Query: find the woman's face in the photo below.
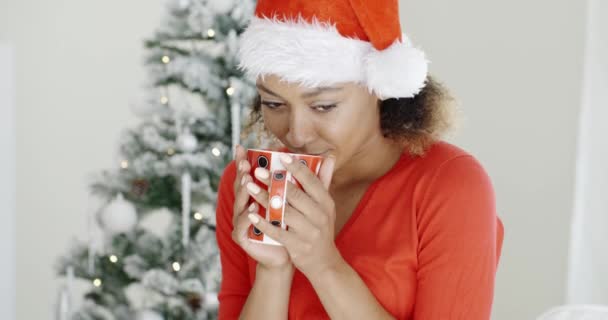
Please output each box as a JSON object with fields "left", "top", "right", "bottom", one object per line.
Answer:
{"left": 256, "top": 74, "right": 382, "bottom": 170}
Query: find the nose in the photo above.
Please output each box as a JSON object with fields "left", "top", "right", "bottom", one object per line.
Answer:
{"left": 284, "top": 107, "right": 316, "bottom": 148}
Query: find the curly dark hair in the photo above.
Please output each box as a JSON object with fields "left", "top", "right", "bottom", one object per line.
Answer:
{"left": 241, "top": 75, "right": 457, "bottom": 156}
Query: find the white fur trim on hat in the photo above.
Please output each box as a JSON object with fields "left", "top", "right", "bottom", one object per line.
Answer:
{"left": 238, "top": 16, "right": 429, "bottom": 99}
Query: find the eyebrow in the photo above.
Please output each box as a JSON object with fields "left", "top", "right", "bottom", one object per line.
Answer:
{"left": 256, "top": 84, "right": 343, "bottom": 100}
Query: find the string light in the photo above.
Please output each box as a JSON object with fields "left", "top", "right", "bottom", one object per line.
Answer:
{"left": 172, "top": 262, "right": 181, "bottom": 272}
{"left": 226, "top": 87, "right": 235, "bottom": 96}
{"left": 211, "top": 147, "right": 221, "bottom": 157}
{"left": 207, "top": 29, "right": 215, "bottom": 38}
{"left": 109, "top": 255, "right": 118, "bottom": 263}
{"left": 167, "top": 148, "right": 175, "bottom": 156}
{"left": 93, "top": 278, "right": 102, "bottom": 287}
{"left": 120, "top": 160, "right": 129, "bottom": 169}
{"left": 193, "top": 212, "right": 203, "bottom": 220}
{"left": 161, "top": 55, "right": 171, "bottom": 64}
{"left": 160, "top": 96, "right": 169, "bottom": 105}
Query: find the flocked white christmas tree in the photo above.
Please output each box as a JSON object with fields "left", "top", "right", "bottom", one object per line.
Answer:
{"left": 56, "top": 0, "right": 258, "bottom": 319}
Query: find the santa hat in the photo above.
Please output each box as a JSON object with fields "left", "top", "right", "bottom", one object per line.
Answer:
{"left": 237, "top": 0, "right": 429, "bottom": 100}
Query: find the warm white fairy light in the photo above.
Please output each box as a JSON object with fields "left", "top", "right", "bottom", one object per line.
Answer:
{"left": 120, "top": 160, "right": 129, "bottom": 169}
{"left": 161, "top": 55, "right": 171, "bottom": 64}
{"left": 211, "top": 147, "right": 221, "bottom": 157}
{"left": 109, "top": 255, "right": 118, "bottom": 263}
{"left": 160, "top": 96, "right": 169, "bottom": 105}
{"left": 193, "top": 212, "right": 203, "bottom": 220}
{"left": 226, "top": 87, "right": 235, "bottom": 96}
{"left": 172, "top": 262, "right": 181, "bottom": 272}
{"left": 93, "top": 278, "right": 102, "bottom": 287}
{"left": 207, "top": 29, "right": 215, "bottom": 38}
{"left": 167, "top": 148, "right": 175, "bottom": 156}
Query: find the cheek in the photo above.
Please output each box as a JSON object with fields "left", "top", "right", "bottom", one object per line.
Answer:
{"left": 261, "top": 109, "right": 289, "bottom": 135}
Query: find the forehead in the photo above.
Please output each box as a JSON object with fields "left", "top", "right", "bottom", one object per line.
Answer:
{"left": 256, "top": 74, "right": 355, "bottom": 98}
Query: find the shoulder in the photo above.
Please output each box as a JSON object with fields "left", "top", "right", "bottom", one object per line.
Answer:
{"left": 405, "top": 141, "right": 494, "bottom": 210}
{"left": 414, "top": 141, "right": 496, "bottom": 222}
{"left": 409, "top": 141, "right": 490, "bottom": 181}
{"left": 416, "top": 141, "right": 477, "bottom": 167}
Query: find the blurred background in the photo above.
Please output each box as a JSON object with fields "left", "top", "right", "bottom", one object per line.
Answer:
{"left": 1, "top": 0, "right": 606, "bottom": 319}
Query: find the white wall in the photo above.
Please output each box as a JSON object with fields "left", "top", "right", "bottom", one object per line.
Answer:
{"left": 567, "top": 0, "right": 608, "bottom": 304}
{"left": 0, "top": 0, "right": 588, "bottom": 319}
{"left": 0, "top": 1, "right": 161, "bottom": 319}
{"left": 0, "top": 44, "right": 17, "bottom": 320}
{"left": 399, "top": 0, "right": 586, "bottom": 319}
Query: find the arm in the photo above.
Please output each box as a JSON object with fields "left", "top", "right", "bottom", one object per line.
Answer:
{"left": 239, "top": 264, "right": 295, "bottom": 320}
{"left": 307, "top": 258, "right": 396, "bottom": 320}
{"left": 413, "top": 155, "right": 503, "bottom": 319}
{"left": 216, "top": 162, "right": 296, "bottom": 319}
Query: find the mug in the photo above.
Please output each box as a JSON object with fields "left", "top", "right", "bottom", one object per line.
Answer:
{"left": 245, "top": 149, "right": 324, "bottom": 246}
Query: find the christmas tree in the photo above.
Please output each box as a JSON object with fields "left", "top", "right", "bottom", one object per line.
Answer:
{"left": 56, "top": 0, "right": 258, "bottom": 319}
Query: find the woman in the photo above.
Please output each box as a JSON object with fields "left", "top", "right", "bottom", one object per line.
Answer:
{"left": 215, "top": 0, "right": 504, "bottom": 319}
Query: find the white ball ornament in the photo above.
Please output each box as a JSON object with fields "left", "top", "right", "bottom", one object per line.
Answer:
{"left": 177, "top": 131, "right": 198, "bottom": 152}
{"left": 100, "top": 194, "right": 137, "bottom": 234}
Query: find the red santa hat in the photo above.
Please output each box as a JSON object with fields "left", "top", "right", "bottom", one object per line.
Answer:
{"left": 237, "top": 0, "right": 429, "bottom": 100}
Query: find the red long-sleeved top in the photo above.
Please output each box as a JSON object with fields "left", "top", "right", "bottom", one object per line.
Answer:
{"left": 215, "top": 141, "right": 504, "bottom": 319}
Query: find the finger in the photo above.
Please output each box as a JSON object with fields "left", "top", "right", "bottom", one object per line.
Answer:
{"left": 247, "top": 212, "right": 295, "bottom": 248}
{"left": 237, "top": 208, "right": 291, "bottom": 263}
{"left": 232, "top": 145, "right": 249, "bottom": 192}
{"left": 245, "top": 181, "right": 269, "bottom": 210}
{"left": 319, "top": 155, "right": 336, "bottom": 191}
{"left": 279, "top": 153, "right": 329, "bottom": 204}
{"left": 283, "top": 205, "right": 322, "bottom": 241}
{"left": 253, "top": 167, "right": 270, "bottom": 188}
{"left": 232, "top": 202, "right": 258, "bottom": 244}
{"left": 233, "top": 160, "right": 253, "bottom": 214}
{"left": 232, "top": 174, "right": 254, "bottom": 224}
{"left": 284, "top": 184, "right": 326, "bottom": 228}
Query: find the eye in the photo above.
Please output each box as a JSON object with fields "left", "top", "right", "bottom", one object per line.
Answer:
{"left": 312, "top": 104, "right": 337, "bottom": 112}
{"left": 261, "top": 101, "right": 284, "bottom": 109}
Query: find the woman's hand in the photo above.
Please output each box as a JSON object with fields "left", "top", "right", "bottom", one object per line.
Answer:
{"left": 231, "top": 145, "right": 292, "bottom": 270}
{"left": 245, "top": 152, "right": 344, "bottom": 280}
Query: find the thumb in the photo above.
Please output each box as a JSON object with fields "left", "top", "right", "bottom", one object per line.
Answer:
{"left": 319, "top": 155, "right": 336, "bottom": 190}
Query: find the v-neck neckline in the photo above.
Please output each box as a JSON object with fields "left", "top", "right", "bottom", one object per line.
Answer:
{"left": 334, "top": 150, "right": 409, "bottom": 245}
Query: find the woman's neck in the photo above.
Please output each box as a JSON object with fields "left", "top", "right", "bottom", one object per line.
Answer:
{"left": 330, "top": 136, "right": 404, "bottom": 193}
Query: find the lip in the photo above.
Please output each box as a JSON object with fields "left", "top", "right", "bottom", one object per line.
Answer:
{"left": 290, "top": 149, "right": 327, "bottom": 156}
{"left": 309, "top": 151, "right": 328, "bottom": 156}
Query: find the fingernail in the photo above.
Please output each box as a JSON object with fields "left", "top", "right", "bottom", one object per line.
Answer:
{"left": 248, "top": 202, "right": 257, "bottom": 212}
{"left": 241, "top": 175, "right": 248, "bottom": 186}
{"left": 238, "top": 161, "right": 243, "bottom": 171}
{"left": 254, "top": 167, "right": 269, "bottom": 179}
{"left": 246, "top": 182, "right": 260, "bottom": 194}
{"left": 280, "top": 153, "right": 292, "bottom": 164}
{"left": 248, "top": 213, "right": 259, "bottom": 224}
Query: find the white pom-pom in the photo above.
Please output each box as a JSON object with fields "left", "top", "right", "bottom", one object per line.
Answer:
{"left": 365, "top": 36, "right": 429, "bottom": 100}
{"left": 136, "top": 309, "right": 164, "bottom": 320}
{"left": 100, "top": 194, "right": 137, "bottom": 234}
